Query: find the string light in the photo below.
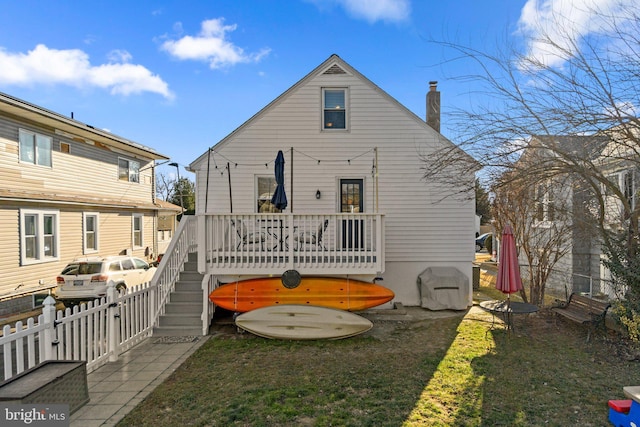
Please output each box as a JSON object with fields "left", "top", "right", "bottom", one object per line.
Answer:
{"left": 205, "top": 147, "right": 375, "bottom": 176}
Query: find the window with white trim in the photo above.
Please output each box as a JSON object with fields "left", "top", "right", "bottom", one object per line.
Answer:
{"left": 256, "top": 176, "right": 281, "bottom": 213}
{"left": 83, "top": 212, "right": 99, "bottom": 253}
{"left": 132, "top": 214, "right": 143, "bottom": 248}
{"left": 20, "top": 209, "right": 59, "bottom": 264}
{"left": 118, "top": 158, "right": 140, "bottom": 183}
{"left": 535, "top": 182, "right": 555, "bottom": 223}
{"left": 608, "top": 170, "right": 637, "bottom": 209}
{"left": 323, "top": 88, "right": 347, "bottom": 130}
{"left": 19, "top": 129, "right": 52, "bottom": 167}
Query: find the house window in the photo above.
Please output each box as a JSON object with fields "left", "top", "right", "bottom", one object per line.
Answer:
{"left": 20, "top": 209, "right": 59, "bottom": 265}
{"left": 119, "top": 158, "right": 140, "bottom": 183}
{"left": 323, "top": 88, "right": 347, "bottom": 130}
{"left": 83, "top": 213, "right": 99, "bottom": 253}
{"left": 256, "top": 176, "right": 281, "bottom": 213}
{"left": 607, "top": 170, "right": 637, "bottom": 214}
{"left": 19, "top": 129, "right": 52, "bottom": 167}
{"left": 535, "top": 182, "right": 554, "bottom": 222}
{"left": 340, "top": 179, "right": 363, "bottom": 213}
{"left": 132, "top": 214, "right": 143, "bottom": 248}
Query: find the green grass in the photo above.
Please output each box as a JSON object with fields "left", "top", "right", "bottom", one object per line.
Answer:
{"left": 118, "top": 303, "right": 639, "bottom": 427}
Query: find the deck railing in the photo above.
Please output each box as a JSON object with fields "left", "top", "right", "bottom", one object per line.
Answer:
{"left": 197, "top": 213, "right": 385, "bottom": 275}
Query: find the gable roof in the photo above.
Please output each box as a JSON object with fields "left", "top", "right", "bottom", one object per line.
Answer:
{"left": 531, "top": 134, "right": 609, "bottom": 161}
{"left": 0, "top": 91, "right": 169, "bottom": 160}
{"left": 189, "top": 54, "right": 476, "bottom": 169}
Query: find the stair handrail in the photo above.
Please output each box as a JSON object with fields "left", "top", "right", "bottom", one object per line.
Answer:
{"left": 150, "top": 215, "right": 198, "bottom": 328}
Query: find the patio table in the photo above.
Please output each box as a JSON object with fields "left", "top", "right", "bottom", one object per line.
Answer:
{"left": 479, "top": 300, "right": 538, "bottom": 333}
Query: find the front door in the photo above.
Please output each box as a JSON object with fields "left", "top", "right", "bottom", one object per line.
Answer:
{"left": 340, "top": 179, "right": 364, "bottom": 250}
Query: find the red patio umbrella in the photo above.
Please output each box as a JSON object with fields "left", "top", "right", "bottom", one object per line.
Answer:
{"left": 496, "top": 224, "right": 523, "bottom": 298}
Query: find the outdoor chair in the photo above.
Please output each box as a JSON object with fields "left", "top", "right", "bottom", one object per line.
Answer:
{"left": 231, "top": 219, "right": 266, "bottom": 250}
{"left": 293, "top": 219, "right": 329, "bottom": 251}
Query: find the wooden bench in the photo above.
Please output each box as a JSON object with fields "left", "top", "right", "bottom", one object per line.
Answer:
{"left": 551, "top": 293, "right": 611, "bottom": 342}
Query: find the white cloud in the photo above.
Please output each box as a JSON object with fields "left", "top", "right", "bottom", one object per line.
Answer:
{"left": 160, "top": 18, "right": 271, "bottom": 69}
{"left": 309, "top": 0, "right": 410, "bottom": 23}
{"left": 0, "top": 44, "right": 173, "bottom": 99}
{"left": 517, "top": 0, "right": 634, "bottom": 67}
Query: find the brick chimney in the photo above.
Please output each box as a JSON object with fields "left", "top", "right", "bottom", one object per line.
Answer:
{"left": 426, "top": 81, "right": 440, "bottom": 133}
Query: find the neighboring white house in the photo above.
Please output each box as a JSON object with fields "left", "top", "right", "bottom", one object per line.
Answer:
{"left": 188, "top": 54, "right": 478, "bottom": 307}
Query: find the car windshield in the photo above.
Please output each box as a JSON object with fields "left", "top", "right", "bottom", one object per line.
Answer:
{"left": 62, "top": 262, "right": 102, "bottom": 275}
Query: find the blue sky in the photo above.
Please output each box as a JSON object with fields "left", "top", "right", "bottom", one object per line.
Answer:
{"left": 0, "top": 0, "right": 629, "bottom": 178}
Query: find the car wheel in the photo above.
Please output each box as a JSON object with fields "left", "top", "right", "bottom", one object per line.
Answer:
{"left": 116, "top": 283, "right": 127, "bottom": 294}
{"left": 475, "top": 244, "right": 482, "bottom": 252}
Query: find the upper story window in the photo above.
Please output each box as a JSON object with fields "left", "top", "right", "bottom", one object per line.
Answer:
{"left": 323, "top": 88, "right": 347, "bottom": 130}
{"left": 256, "top": 176, "right": 282, "bottom": 213}
{"left": 119, "top": 158, "right": 140, "bottom": 183}
{"left": 535, "top": 182, "right": 555, "bottom": 223}
{"left": 19, "top": 129, "right": 52, "bottom": 167}
{"left": 607, "top": 169, "right": 637, "bottom": 214}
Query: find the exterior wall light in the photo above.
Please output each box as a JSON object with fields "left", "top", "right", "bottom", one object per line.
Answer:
{"left": 316, "top": 190, "right": 321, "bottom": 199}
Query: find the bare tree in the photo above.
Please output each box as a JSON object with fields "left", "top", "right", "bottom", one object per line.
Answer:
{"left": 156, "top": 172, "right": 174, "bottom": 202}
{"left": 422, "top": 2, "right": 640, "bottom": 310}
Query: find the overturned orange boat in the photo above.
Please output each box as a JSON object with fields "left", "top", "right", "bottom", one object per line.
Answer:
{"left": 208, "top": 276, "right": 394, "bottom": 312}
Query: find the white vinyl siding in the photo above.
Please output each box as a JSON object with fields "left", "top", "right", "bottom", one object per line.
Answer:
{"left": 83, "top": 212, "right": 99, "bottom": 253}
{"left": 193, "top": 62, "right": 475, "bottom": 263}
{"left": 20, "top": 208, "right": 59, "bottom": 265}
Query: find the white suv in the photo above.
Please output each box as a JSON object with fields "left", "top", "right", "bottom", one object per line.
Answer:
{"left": 56, "top": 256, "right": 156, "bottom": 306}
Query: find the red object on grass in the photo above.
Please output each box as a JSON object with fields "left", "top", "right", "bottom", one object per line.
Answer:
{"left": 608, "top": 399, "right": 632, "bottom": 413}
{"left": 495, "top": 224, "right": 523, "bottom": 295}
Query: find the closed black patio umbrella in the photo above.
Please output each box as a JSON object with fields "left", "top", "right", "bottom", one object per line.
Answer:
{"left": 271, "top": 150, "right": 287, "bottom": 211}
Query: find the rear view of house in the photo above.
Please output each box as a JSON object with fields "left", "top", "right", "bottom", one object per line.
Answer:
{"left": 188, "top": 55, "right": 477, "bottom": 308}
{"left": 0, "top": 92, "right": 174, "bottom": 315}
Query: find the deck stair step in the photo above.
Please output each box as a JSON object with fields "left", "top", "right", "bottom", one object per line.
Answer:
{"left": 153, "top": 256, "right": 205, "bottom": 336}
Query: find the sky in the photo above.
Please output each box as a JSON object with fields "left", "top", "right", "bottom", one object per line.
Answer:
{"left": 0, "top": 0, "right": 632, "bottom": 179}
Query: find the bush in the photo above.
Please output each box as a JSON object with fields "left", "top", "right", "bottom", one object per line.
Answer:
{"left": 602, "top": 233, "right": 640, "bottom": 343}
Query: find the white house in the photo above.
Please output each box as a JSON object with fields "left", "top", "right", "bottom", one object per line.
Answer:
{"left": 187, "top": 54, "right": 477, "bottom": 308}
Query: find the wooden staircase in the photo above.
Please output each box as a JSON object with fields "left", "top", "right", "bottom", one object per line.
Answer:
{"left": 153, "top": 253, "right": 204, "bottom": 336}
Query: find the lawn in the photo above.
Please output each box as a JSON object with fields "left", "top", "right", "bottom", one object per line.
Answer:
{"left": 118, "top": 292, "right": 639, "bottom": 426}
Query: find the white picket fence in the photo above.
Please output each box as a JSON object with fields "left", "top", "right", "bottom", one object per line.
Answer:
{"left": 0, "top": 215, "right": 200, "bottom": 382}
{"left": 0, "top": 281, "right": 158, "bottom": 381}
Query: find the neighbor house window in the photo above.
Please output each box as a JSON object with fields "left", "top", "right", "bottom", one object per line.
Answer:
{"left": 323, "top": 88, "right": 347, "bottom": 130}
{"left": 20, "top": 209, "right": 59, "bottom": 265}
{"left": 19, "top": 129, "right": 52, "bottom": 167}
{"left": 119, "top": 158, "right": 140, "bottom": 183}
{"left": 83, "top": 212, "right": 99, "bottom": 253}
{"left": 132, "top": 214, "right": 143, "bottom": 248}
{"left": 616, "top": 170, "right": 637, "bottom": 210}
{"left": 256, "top": 176, "right": 281, "bottom": 213}
{"left": 607, "top": 170, "right": 637, "bottom": 215}
{"left": 535, "top": 182, "right": 555, "bottom": 223}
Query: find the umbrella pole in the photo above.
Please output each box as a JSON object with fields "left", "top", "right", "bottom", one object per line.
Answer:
{"left": 507, "top": 294, "right": 512, "bottom": 334}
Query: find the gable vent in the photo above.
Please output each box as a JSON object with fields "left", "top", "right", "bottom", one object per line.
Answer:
{"left": 323, "top": 64, "right": 347, "bottom": 75}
